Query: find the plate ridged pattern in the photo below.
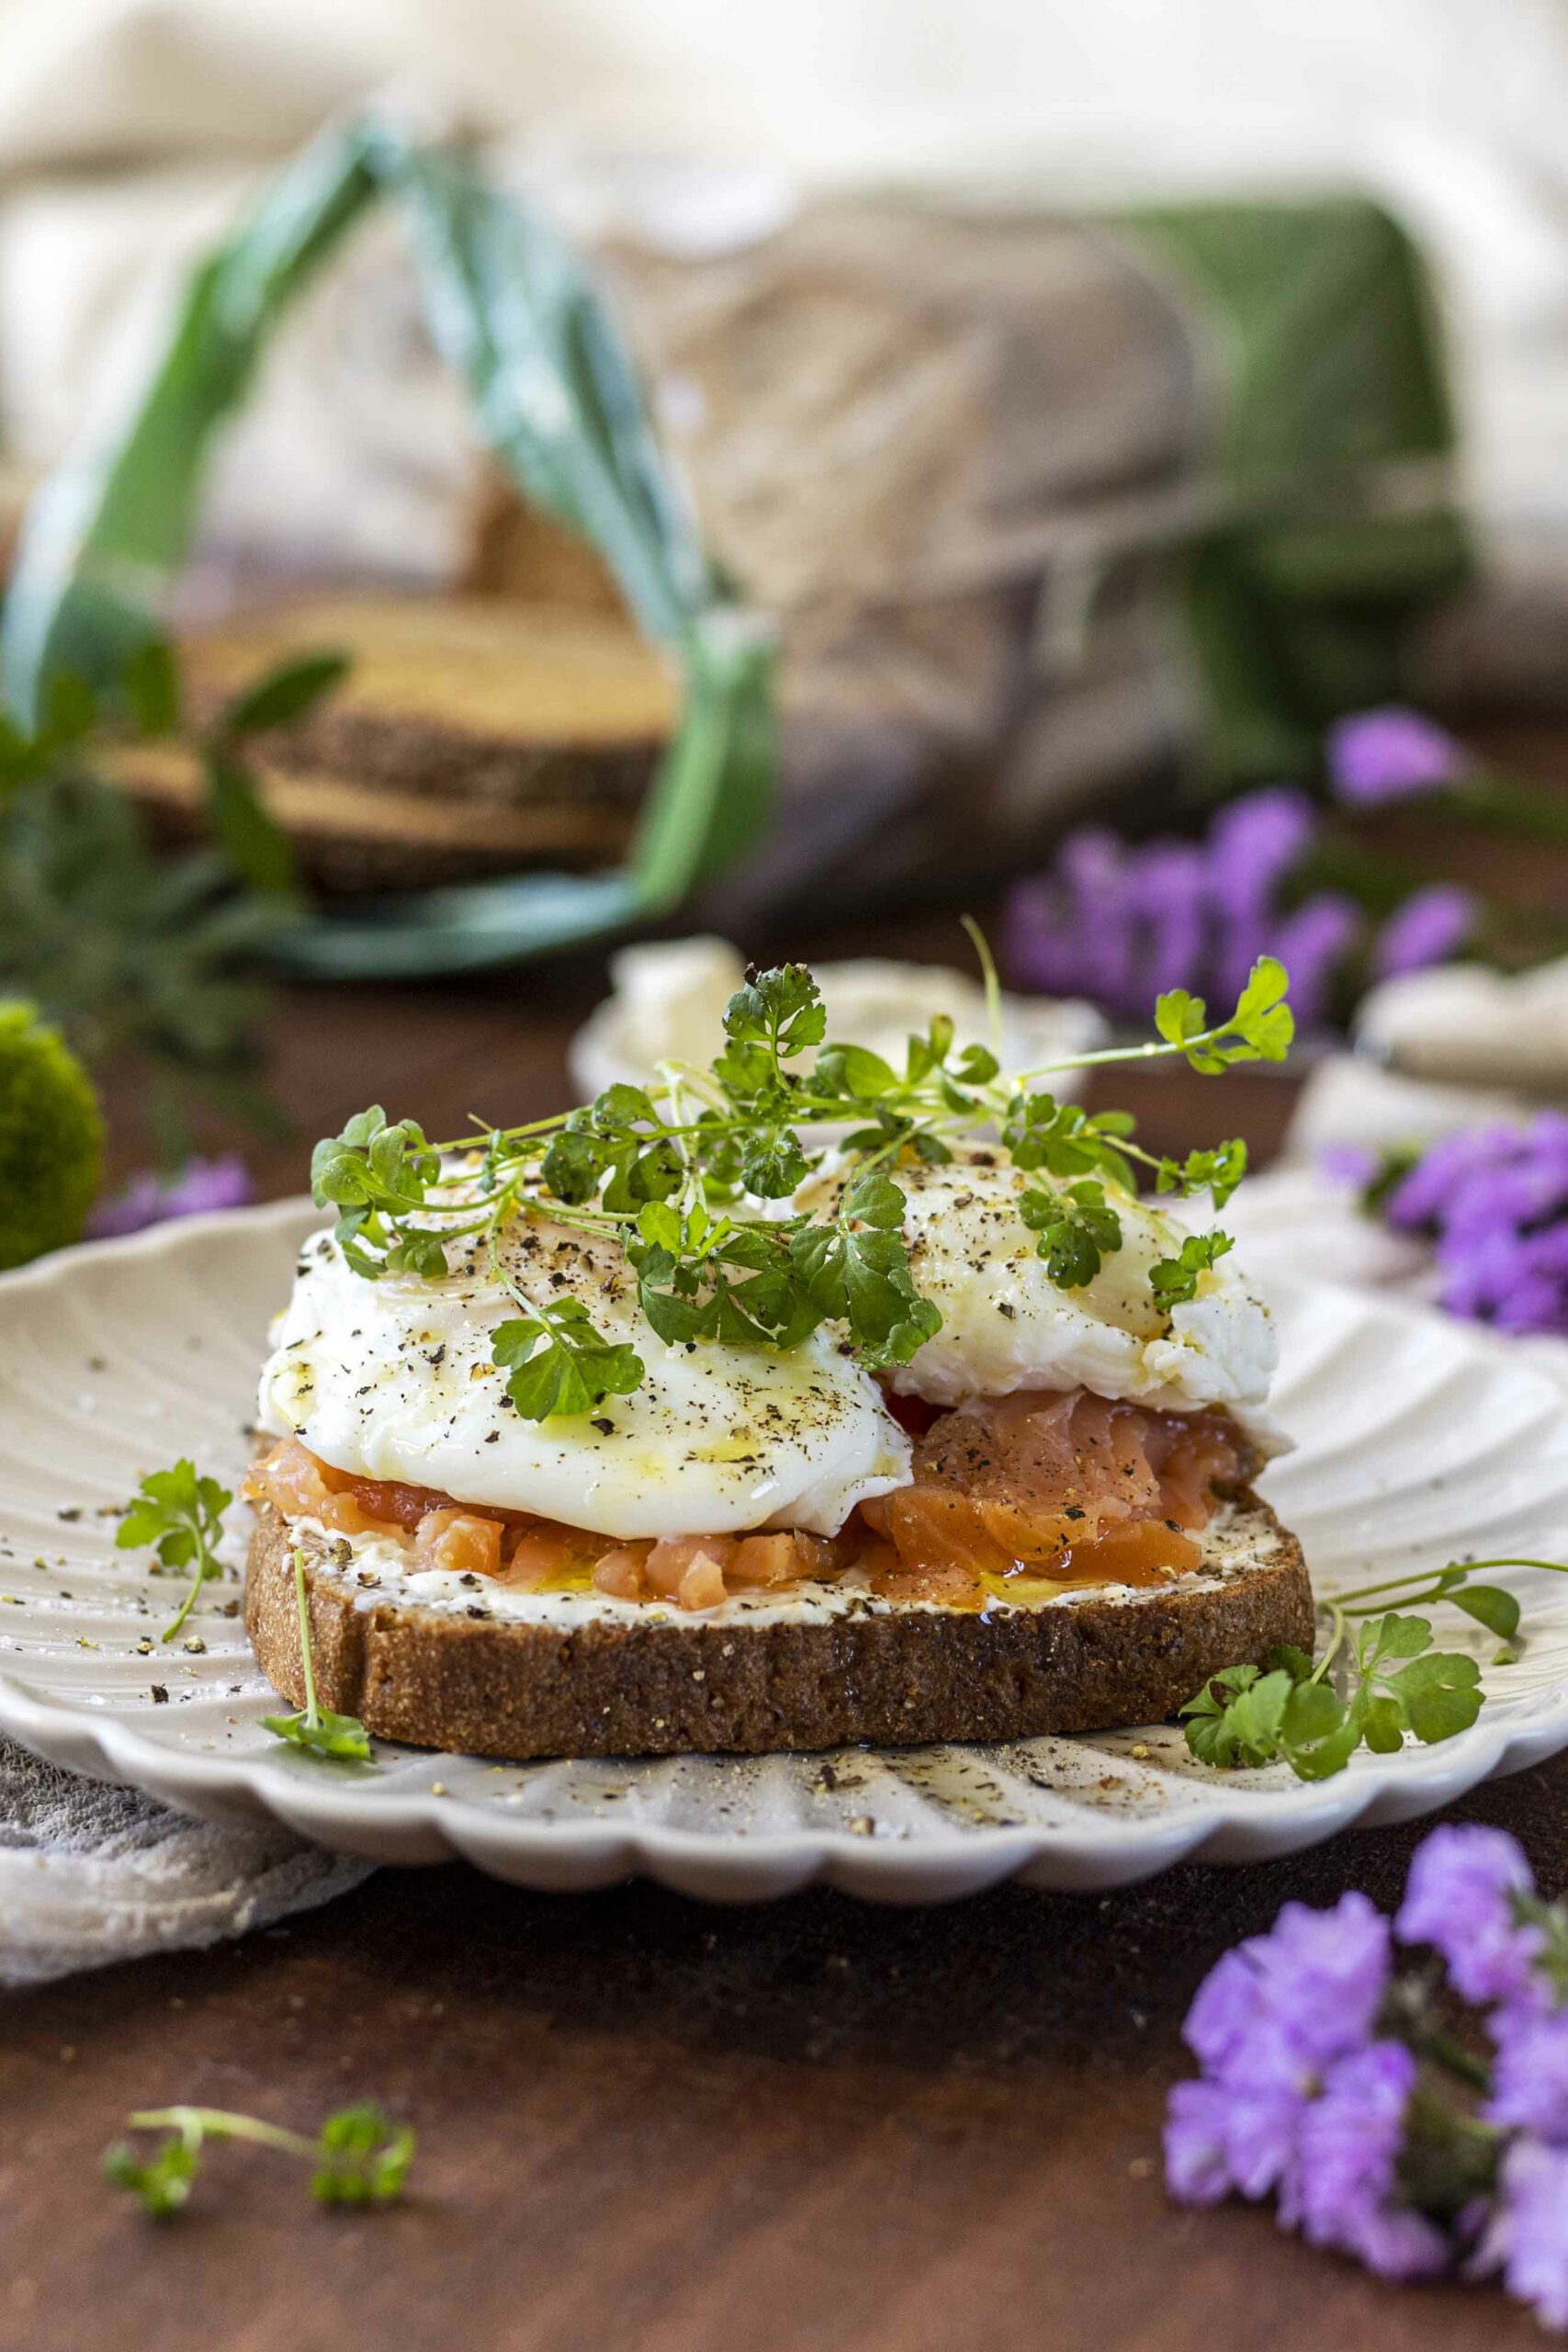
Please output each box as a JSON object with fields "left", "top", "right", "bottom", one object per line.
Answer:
{"left": 2, "top": 1200, "right": 1566, "bottom": 1901}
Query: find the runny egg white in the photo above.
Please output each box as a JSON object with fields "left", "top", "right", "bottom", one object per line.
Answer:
{"left": 258, "top": 1145, "right": 1282, "bottom": 1543}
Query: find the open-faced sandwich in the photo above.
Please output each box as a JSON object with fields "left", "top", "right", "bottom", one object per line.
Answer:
{"left": 244, "top": 956, "right": 1310, "bottom": 1758}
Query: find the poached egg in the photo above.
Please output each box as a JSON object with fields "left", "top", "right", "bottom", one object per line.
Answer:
{"left": 795, "top": 1143, "right": 1281, "bottom": 1436}
{"left": 258, "top": 1214, "right": 910, "bottom": 1540}
{"left": 259, "top": 1146, "right": 1281, "bottom": 1541}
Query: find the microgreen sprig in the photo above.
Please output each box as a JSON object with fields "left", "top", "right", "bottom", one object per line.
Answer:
{"left": 105, "top": 2102, "right": 413, "bottom": 2217}
{"left": 116, "top": 1461, "right": 233, "bottom": 1644}
{"left": 308, "top": 951, "right": 1294, "bottom": 1421}
{"left": 1150, "top": 1229, "right": 1236, "bottom": 1308}
{"left": 262, "top": 1546, "right": 372, "bottom": 1761}
{"left": 1181, "top": 1555, "right": 1568, "bottom": 1781}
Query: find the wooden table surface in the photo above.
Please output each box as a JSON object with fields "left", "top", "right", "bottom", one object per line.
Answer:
{"left": 7, "top": 930, "right": 1565, "bottom": 2352}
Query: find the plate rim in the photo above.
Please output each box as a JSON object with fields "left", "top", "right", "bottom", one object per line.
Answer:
{"left": 2, "top": 1198, "right": 1565, "bottom": 1901}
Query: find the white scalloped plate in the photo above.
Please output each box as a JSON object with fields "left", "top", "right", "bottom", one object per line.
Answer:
{"left": 3, "top": 1199, "right": 1568, "bottom": 1903}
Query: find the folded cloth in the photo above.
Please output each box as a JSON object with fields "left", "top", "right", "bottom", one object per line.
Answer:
{"left": 0, "top": 1734, "right": 369, "bottom": 1988}
{"left": 1283, "top": 1052, "right": 1533, "bottom": 1165}
{"left": 1356, "top": 957, "right": 1568, "bottom": 1096}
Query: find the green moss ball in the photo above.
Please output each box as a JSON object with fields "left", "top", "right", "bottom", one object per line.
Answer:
{"left": 0, "top": 1002, "right": 104, "bottom": 1269}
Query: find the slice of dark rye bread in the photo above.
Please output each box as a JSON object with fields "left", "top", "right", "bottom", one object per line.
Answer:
{"left": 244, "top": 1494, "right": 1312, "bottom": 1761}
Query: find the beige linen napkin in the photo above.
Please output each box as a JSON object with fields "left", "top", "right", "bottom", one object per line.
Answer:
{"left": 0, "top": 1734, "right": 369, "bottom": 1988}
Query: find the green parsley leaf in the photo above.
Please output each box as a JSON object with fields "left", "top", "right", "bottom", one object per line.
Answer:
{"left": 904, "top": 1012, "right": 956, "bottom": 1084}
{"left": 116, "top": 1459, "right": 233, "bottom": 1645}
{"left": 592, "top": 1081, "right": 660, "bottom": 1129}
{"left": 1393, "top": 1650, "right": 1484, "bottom": 1744}
{"left": 635, "top": 1200, "right": 685, "bottom": 1254}
{"left": 492, "top": 1301, "right": 645, "bottom": 1420}
{"left": 1278, "top": 1680, "right": 1361, "bottom": 1779}
{"left": 790, "top": 1168, "right": 941, "bottom": 1367}
{"left": 1357, "top": 1690, "right": 1407, "bottom": 1753}
{"left": 310, "top": 1107, "right": 445, "bottom": 1275}
{"left": 1153, "top": 986, "right": 1205, "bottom": 1053}
{"left": 1182, "top": 1604, "right": 1488, "bottom": 1784}
{"left": 311, "top": 2105, "right": 417, "bottom": 2206}
{"left": 1155, "top": 1138, "right": 1248, "bottom": 1210}
{"left": 311, "top": 1108, "right": 438, "bottom": 1213}
{"left": 817, "top": 1042, "right": 898, "bottom": 1100}
{"left": 1230, "top": 956, "right": 1295, "bottom": 1061}
{"left": 540, "top": 1117, "right": 607, "bottom": 1204}
{"left": 1148, "top": 1228, "right": 1235, "bottom": 1308}
{"left": 720, "top": 964, "right": 826, "bottom": 1080}
{"left": 738, "top": 1128, "right": 811, "bottom": 1199}
{"left": 953, "top": 1042, "right": 1001, "bottom": 1086}
{"left": 628, "top": 1211, "right": 822, "bottom": 1352}
{"left": 1180, "top": 1662, "right": 1294, "bottom": 1768}
{"left": 1019, "top": 1179, "right": 1123, "bottom": 1289}
{"left": 1003, "top": 1094, "right": 1135, "bottom": 1192}
{"left": 1359, "top": 1610, "right": 1433, "bottom": 1667}
{"left": 263, "top": 1702, "right": 373, "bottom": 1762}
{"left": 1450, "top": 1583, "right": 1522, "bottom": 1640}
{"left": 600, "top": 1138, "right": 683, "bottom": 1214}
{"left": 1156, "top": 956, "right": 1294, "bottom": 1073}
{"left": 104, "top": 2132, "right": 199, "bottom": 2219}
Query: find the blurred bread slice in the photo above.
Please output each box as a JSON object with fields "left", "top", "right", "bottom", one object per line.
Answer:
{"left": 109, "top": 590, "right": 676, "bottom": 890}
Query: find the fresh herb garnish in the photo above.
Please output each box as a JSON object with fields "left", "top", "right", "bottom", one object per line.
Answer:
{"left": 105, "top": 2102, "right": 413, "bottom": 2216}
{"left": 1154, "top": 1138, "right": 1250, "bottom": 1211}
{"left": 116, "top": 1461, "right": 233, "bottom": 1645}
{"left": 1154, "top": 956, "right": 1294, "bottom": 1071}
{"left": 310, "top": 953, "right": 1293, "bottom": 1419}
{"left": 1019, "top": 1179, "right": 1124, "bottom": 1290}
{"left": 492, "top": 1299, "right": 646, "bottom": 1421}
{"left": 262, "top": 1546, "right": 372, "bottom": 1761}
{"left": 1150, "top": 1229, "right": 1236, "bottom": 1308}
{"left": 1181, "top": 1556, "right": 1568, "bottom": 1781}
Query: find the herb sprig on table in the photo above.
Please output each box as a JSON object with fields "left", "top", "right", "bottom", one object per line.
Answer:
{"left": 116, "top": 1462, "right": 233, "bottom": 1645}
{"left": 118, "top": 1477, "right": 372, "bottom": 1758}
{"left": 310, "top": 952, "right": 1293, "bottom": 1423}
{"left": 1182, "top": 1555, "right": 1568, "bottom": 1781}
{"left": 106, "top": 2102, "right": 413, "bottom": 2216}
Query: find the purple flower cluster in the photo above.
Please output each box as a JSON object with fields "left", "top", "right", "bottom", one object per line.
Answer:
{"left": 1397, "top": 1821, "right": 1544, "bottom": 2007}
{"left": 1372, "top": 1115, "right": 1568, "bottom": 1338}
{"left": 1165, "top": 1890, "right": 1445, "bottom": 2278}
{"left": 1371, "top": 883, "right": 1478, "bottom": 979}
{"left": 1004, "top": 786, "right": 1476, "bottom": 1028}
{"left": 1326, "top": 707, "right": 1470, "bottom": 806}
{"left": 1167, "top": 1824, "right": 1568, "bottom": 2329}
{"left": 87, "top": 1155, "right": 254, "bottom": 1240}
{"left": 1410, "top": 1829, "right": 1568, "bottom": 2329}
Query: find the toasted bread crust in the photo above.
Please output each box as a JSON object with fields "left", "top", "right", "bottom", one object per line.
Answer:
{"left": 244, "top": 1498, "right": 1313, "bottom": 1760}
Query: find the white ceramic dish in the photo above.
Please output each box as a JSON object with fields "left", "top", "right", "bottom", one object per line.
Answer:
{"left": 2, "top": 1200, "right": 1567, "bottom": 1903}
